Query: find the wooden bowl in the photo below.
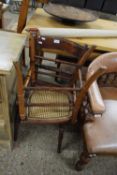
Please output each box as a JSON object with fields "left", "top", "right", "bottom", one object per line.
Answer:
{"left": 44, "top": 3, "right": 98, "bottom": 23}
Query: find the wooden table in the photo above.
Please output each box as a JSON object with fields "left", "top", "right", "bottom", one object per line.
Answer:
{"left": 24, "top": 8, "right": 117, "bottom": 52}
{"left": 0, "top": 31, "right": 27, "bottom": 149}
{"left": 0, "top": 3, "right": 9, "bottom": 28}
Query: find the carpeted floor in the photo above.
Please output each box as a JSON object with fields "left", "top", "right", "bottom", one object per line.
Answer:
{"left": 0, "top": 124, "right": 117, "bottom": 175}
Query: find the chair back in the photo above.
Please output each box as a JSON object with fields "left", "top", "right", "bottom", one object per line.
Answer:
{"left": 87, "top": 52, "right": 117, "bottom": 79}
{"left": 29, "top": 29, "right": 95, "bottom": 86}
{"left": 17, "top": 0, "right": 29, "bottom": 33}
{"left": 37, "top": 35, "right": 88, "bottom": 59}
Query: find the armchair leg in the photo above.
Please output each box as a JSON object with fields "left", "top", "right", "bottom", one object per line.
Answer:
{"left": 57, "top": 124, "right": 64, "bottom": 153}
{"left": 75, "top": 151, "right": 91, "bottom": 171}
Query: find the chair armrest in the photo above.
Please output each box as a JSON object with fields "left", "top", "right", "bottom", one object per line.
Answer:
{"left": 88, "top": 81, "right": 105, "bottom": 114}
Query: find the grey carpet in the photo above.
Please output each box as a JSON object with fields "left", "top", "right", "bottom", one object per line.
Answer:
{"left": 0, "top": 124, "right": 117, "bottom": 175}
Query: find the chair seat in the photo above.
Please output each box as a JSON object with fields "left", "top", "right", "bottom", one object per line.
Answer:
{"left": 27, "top": 90, "right": 72, "bottom": 122}
{"left": 83, "top": 99, "right": 117, "bottom": 154}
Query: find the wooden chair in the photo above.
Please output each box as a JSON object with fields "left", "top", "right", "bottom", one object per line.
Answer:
{"left": 13, "top": 46, "right": 105, "bottom": 154}
{"left": 13, "top": 30, "right": 100, "bottom": 153}
{"left": 13, "top": 30, "right": 83, "bottom": 152}
{"left": 72, "top": 52, "right": 117, "bottom": 170}
{"left": 16, "top": 0, "right": 29, "bottom": 33}
{"left": 6, "top": 0, "right": 29, "bottom": 65}
{"left": 1, "top": 0, "right": 29, "bottom": 32}
{"left": 28, "top": 28, "right": 95, "bottom": 86}
{"left": 8, "top": 0, "right": 29, "bottom": 33}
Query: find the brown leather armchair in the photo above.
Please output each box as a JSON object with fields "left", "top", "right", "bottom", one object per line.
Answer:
{"left": 73, "top": 52, "right": 117, "bottom": 170}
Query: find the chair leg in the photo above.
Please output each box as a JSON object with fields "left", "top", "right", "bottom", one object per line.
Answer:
{"left": 14, "top": 105, "right": 20, "bottom": 141}
{"left": 0, "top": 15, "right": 3, "bottom": 29}
{"left": 22, "top": 48, "right": 26, "bottom": 67}
{"left": 57, "top": 124, "right": 64, "bottom": 153}
{"left": 75, "top": 151, "right": 91, "bottom": 171}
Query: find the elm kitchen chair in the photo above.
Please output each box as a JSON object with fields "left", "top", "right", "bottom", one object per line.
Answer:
{"left": 13, "top": 30, "right": 95, "bottom": 153}
{"left": 71, "top": 52, "right": 117, "bottom": 171}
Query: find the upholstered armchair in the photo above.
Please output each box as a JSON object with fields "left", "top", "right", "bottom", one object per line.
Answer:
{"left": 74, "top": 52, "right": 117, "bottom": 170}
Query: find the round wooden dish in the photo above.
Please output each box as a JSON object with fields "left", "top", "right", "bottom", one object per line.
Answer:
{"left": 44, "top": 3, "right": 98, "bottom": 23}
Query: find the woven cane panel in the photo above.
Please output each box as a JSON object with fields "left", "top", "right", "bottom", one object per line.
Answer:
{"left": 28, "top": 90, "right": 72, "bottom": 120}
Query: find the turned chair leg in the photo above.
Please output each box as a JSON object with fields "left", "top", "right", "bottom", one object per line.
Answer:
{"left": 57, "top": 124, "right": 64, "bottom": 153}
{"left": 75, "top": 151, "right": 91, "bottom": 171}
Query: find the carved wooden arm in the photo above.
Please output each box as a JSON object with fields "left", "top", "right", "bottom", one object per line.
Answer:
{"left": 72, "top": 66, "right": 107, "bottom": 124}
